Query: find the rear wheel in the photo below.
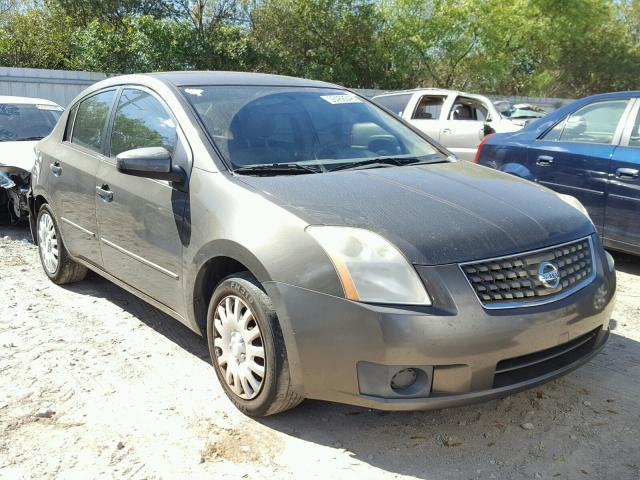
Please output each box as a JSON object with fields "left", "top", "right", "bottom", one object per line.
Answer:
{"left": 207, "top": 272, "right": 302, "bottom": 416}
{"left": 36, "top": 204, "right": 87, "bottom": 284}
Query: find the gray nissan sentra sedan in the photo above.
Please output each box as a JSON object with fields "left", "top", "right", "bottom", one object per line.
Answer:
{"left": 29, "top": 72, "right": 615, "bottom": 416}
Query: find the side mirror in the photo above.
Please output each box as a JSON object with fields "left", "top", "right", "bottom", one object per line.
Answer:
{"left": 483, "top": 123, "right": 495, "bottom": 137}
{"left": 116, "top": 147, "right": 185, "bottom": 183}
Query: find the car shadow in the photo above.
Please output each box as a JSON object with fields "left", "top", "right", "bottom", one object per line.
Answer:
{"left": 6, "top": 223, "right": 638, "bottom": 477}
{"left": 256, "top": 330, "right": 640, "bottom": 478}
{"left": 63, "top": 271, "right": 211, "bottom": 362}
{"left": 610, "top": 250, "right": 640, "bottom": 276}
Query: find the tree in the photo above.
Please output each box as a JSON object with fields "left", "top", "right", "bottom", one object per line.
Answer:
{"left": 250, "top": 0, "right": 389, "bottom": 87}
{"left": 45, "top": 0, "right": 177, "bottom": 27}
{"left": 0, "top": 8, "right": 75, "bottom": 69}
{"left": 69, "top": 15, "right": 195, "bottom": 73}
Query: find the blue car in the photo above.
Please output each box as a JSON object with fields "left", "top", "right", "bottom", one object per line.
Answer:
{"left": 475, "top": 91, "right": 640, "bottom": 255}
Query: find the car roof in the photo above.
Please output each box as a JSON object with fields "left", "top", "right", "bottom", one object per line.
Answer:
{"left": 91, "top": 71, "right": 341, "bottom": 90}
{"left": 0, "top": 95, "right": 61, "bottom": 106}
{"left": 149, "top": 71, "right": 341, "bottom": 88}
{"left": 372, "top": 88, "right": 490, "bottom": 101}
{"left": 576, "top": 91, "right": 640, "bottom": 101}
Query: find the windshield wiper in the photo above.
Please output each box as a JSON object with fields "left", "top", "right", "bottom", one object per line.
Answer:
{"left": 327, "top": 155, "right": 445, "bottom": 172}
{"left": 14, "top": 136, "right": 45, "bottom": 141}
{"left": 233, "top": 163, "right": 322, "bottom": 176}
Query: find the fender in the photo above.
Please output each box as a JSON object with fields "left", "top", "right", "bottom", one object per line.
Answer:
{"left": 184, "top": 238, "right": 273, "bottom": 331}
{"left": 501, "top": 162, "right": 535, "bottom": 181}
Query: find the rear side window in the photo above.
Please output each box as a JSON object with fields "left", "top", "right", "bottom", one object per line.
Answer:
{"left": 373, "top": 94, "right": 412, "bottom": 117}
{"left": 544, "top": 100, "right": 628, "bottom": 144}
{"left": 412, "top": 95, "right": 446, "bottom": 120}
{"left": 71, "top": 90, "right": 116, "bottom": 153}
{"left": 110, "top": 88, "right": 177, "bottom": 158}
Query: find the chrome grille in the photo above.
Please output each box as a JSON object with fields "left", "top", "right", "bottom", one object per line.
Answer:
{"left": 460, "top": 236, "right": 596, "bottom": 309}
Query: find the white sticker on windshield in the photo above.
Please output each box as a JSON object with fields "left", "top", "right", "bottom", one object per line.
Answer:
{"left": 184, "top": 88, "right": 203, "bottom": 96}
{"left": 320, "top": 94, "right": 362, "bottom": 105}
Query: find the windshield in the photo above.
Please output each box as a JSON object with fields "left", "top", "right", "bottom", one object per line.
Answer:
{"left": 510, "top": 108, "right": 546, "bottom": 119}
{"left": 181, "top": 86, "right": 445, "bottom": 171}
{"left": 0, "top": 103, "right": 62, "bottom": 142}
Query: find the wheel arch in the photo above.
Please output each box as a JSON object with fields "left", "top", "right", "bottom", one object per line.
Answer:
{"left": 28, "top": 193, "right": 50, "bottom": 245}
{"left": 189, "top": 240, "right": 272, "bottom": 335}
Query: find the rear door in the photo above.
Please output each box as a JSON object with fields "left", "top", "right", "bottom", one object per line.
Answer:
{"left": 95, "top": 86, "right": 190, "bottom": 312}
{"left": 407, "top": 93, "right": 447, "bottom": 142}
{"left": 604, "top": 99, "right": 640, "bottom": 252}
{"left": 526, "top": 98, "right": 632, "bottom": 234}
{"left": 49, "top": 89, "right": 117, "bottom": 266}
{"left": 438, "top": 95, "right": 488, "bottom": 160}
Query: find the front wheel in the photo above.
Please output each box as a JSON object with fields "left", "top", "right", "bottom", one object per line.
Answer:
{"left": 36, "top": 204, "right": 87, "bottom": 284}
{"left": 206, "top": 273, "right": 302, "bottom": 416}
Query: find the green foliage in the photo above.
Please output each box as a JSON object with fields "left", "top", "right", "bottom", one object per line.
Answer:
{"left": 69, "top": 16, "right": 195, "bottom": 73}
{"left": 250, "top": 0, "right": 388, "bottom": 87}
{"left": 0, "top": 8, "right": 75, "bottom": 69}
{"left": 1, "top": 0, "right": 639, "bottom": 97}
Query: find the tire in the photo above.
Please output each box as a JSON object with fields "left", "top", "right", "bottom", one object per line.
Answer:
{"left": 36, "top": 204, "right": 88, "bottom": 285}
{"left": 206, "top": 272, "right": 303, "bottom": 416}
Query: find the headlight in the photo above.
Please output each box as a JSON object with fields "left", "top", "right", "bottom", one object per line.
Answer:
{"left": 558, "top": 193, "right": 591, "bottom": 220}
{"left": 307, "top": 226, "right": 431, "bottom": 305}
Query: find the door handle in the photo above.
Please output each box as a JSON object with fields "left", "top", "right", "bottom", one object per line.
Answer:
{"left": 50, "top": 161, "right": 62, "bottom": 177}
{"left": 615, "top": 167, "right": 639, "bottom": 179}
{"left": 536, "top": 155, "right": 554, "bottom": 166}
{"left": 441, "top": 128, "right": 452, "bottom": 134}
{"left": 96, "top": 185, "right": 113, "bottom": 202}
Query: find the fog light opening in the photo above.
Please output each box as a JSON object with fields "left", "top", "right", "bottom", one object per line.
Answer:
{"left": 390, "top": 368, "right": 419, "bottom": 392}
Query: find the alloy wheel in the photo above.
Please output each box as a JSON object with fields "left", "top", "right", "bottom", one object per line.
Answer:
{"left": 38, "top": 212, "right": 59, "bottom": 274}
{"left": 212, "top": 295, "right": 266, "bottom": 399}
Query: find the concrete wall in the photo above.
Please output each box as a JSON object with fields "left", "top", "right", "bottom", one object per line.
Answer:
{"left": 0, "top": 67, "right": 108, "bottom": 108}
{"left": 0, "top": 68, "right": 572, "bottom": 112}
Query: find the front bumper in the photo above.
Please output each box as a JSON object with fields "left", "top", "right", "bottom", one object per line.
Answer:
{"left": 263, "top": 237, "right": 616, "bottom": 410}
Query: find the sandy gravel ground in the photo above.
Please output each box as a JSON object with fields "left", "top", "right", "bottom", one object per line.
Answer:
{"left": 1, "top": 225, "right": 639, "bottom": 480}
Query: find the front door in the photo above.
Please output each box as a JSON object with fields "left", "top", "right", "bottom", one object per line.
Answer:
{"left": 527, "top": 98, "right": 631, "bottom": 234}
{"left": 439, "top": 96, "right": 488, "bottom": 161}
{"left": 49, "top": 89, "right": 117, "bottom": 267}
{"left": 604, "top": 100, "right": 640, "bottom": 251}
{"left": 407, "top": 94, "right": 447, "bottom": 142}
{"left": 95, "top": 87, "right": 190, "bottom": 312}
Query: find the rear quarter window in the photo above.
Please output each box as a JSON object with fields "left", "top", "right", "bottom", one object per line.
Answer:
{"left": 373, "top": 94, "right": 412, "bottom": 117}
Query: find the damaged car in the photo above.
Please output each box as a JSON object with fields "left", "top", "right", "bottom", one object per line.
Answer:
{"left": 31, "top": 73, "right": 615, "bottom": 416}
{"left": 0, "top": 96, "right": 63, "bottom": 224}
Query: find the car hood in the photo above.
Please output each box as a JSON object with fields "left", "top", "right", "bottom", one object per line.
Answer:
{"left": 494, "top": 119, "right": 524, "bottom": 133}
{"left": 237, "top": 161, "right": 595, "bottom": 265}
{"left": 0, "top": 141, "right": 38, "bottom": 172}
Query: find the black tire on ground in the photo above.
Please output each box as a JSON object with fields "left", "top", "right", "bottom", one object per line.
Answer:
{"left": 206, "top": 272, "right": 303, "bottom": 416}
{"left": 36, "top": 204, "right": 88, "bottom": 285}
{"left": 0, "top": 189, "right": 11, "bottom": 225}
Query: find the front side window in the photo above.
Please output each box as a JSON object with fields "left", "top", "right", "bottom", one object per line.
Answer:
{"left": 373, "top": 93, "right": 412, "bottom": 117}
{"left": 182, "top": 86, "right": 444, "bottom": 171}
{"left": 412, "top": 95, "right": 446, "bottom": 120}
{"left": 544, "top": 100, "right": 628, "bottom": 144}
{"left": 448, "top": 97, "right": 488, "bottom": 121}
{"left": 0, "top": 103, "right": 62, "bottom": 142}
{"left": 71, "top": 90, "right": 116, "bottom": 153}
{"left": 110, "top": 88, "right": 177, "bottom": 158}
